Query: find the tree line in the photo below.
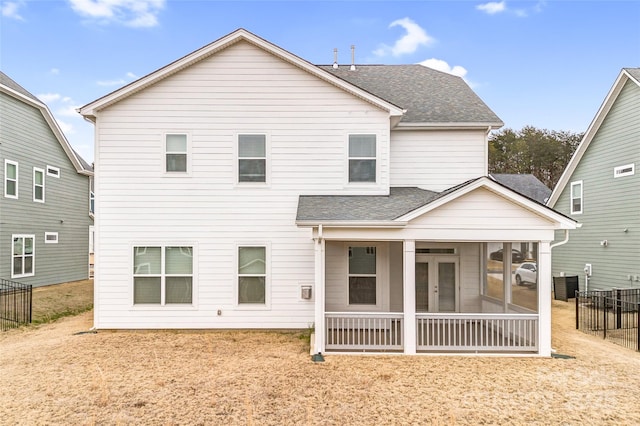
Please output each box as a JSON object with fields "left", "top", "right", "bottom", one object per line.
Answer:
{"left": 488, "top": 126, "right": 583, "bottom": 190}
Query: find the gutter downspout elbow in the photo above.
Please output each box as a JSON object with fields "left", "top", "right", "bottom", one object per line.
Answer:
{"left": 550, "top": 229, "right": 570, "bottom": 250}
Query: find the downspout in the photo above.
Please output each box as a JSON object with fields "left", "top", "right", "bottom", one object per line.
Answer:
{"left": 550, "top": 229, "right": 570, "bottom": 250}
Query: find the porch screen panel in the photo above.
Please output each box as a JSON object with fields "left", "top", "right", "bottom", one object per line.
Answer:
{"left": 416, "top": 262, "right": 429, "bottom": 312}
{"left": 438, "top": 262, "right": 456, "bottom": 312}
{"left": 348, "top": 246, "right": 376, "bottom": 305}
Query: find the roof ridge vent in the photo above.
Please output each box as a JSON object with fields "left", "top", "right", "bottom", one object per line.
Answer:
{"left": 333, "top": 48, "right": 338, "bottom": 69}
{"left": 350, "top": 45, "right": 356, "bottom": 71}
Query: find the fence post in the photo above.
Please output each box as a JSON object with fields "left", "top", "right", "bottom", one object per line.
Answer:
{"left": 637, "top": 302, "right": 640, "bottom": 352}
{"left": 575, "top": 291, "right": 579, "bottom": 330}
{"left": 603, "top": 296, "right": 608, "bottom": 340}
{"left": 616, "top": 288, "right": 622, "bottom": 329}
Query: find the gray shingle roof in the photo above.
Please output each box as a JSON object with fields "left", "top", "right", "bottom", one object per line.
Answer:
{"left": 297, "top": 187, "right": 442, "bottom": 222}
{"left": 316, "top": 65, "right": 503, "bottom": 125}
{"left": 0, "top": 71, "right": 41, "bottom": 103}
{"left": 490, "top": 174, "right": 551, "bottom": 204}
{"left": 625, "top": 67, "right": 640, "bottom": 81}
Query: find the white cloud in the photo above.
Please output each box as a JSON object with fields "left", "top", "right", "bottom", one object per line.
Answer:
{"left": 56, "top": 119, "right": 75, "bottom": 135}
{"left": 57, "top": 105, "right": 83, "bottom": 117}
{"left": 419, "top": 59, "right": 468, "bottom": 79}
{"left": 37, "top": 93, "right": 62, "bottom": 103}
{"left": 476, "top": 1, "right": 507, "bottom": 15}
{"left": 97, "top": 78, "right": 126, "bottom": 86}
{"left": 1, "top": 1, "right": 25, "bottom": 21}
{"left": 68, "top": 0, "right": 165, "bottom": 28}
{"left": 50, "top": 68, "right": 60, "bottom": 75}
{"left": 374, "top": 18, "right": 435, "bottom": 57}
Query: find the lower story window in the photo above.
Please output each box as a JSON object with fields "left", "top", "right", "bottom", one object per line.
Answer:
{"left": 238, "top": 246, "right": 266, "bottom": 304}
{"left": 133, "top": 246, "right": 193, "bottom": 305}
{"left": 12, "top": 235, "right": 35, "bottom": 278}
{"left": 348, "top": 246, "right": 376, "bottom": 305}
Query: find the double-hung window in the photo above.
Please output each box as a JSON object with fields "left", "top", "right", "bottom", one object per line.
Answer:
{"left": 4, "top": 160, "right": 18, "bottom": 199}
{"left": 238, "top": 246, "right": 266, "bottom": 304}
{"left": 570, "top": 181, "right": 583, "bottom": 214}
{"left": 348, "top": 246, "right": 377, "bottom": 305}
{"left": 12, "top": 235, "right": 35, "bottom": 278}
{"left": 348, "top": 135, "right": 376, "bottom": 183}
{"left": 133, "top": 246, "right": 193, "bottom": 305}
{"left": 238, "top": 134, "right": 266, "bottom": 183}
{"left": 33, "top": 167, "right": 45, "bottom": 202}
{"left": 165, "top": 134, "right": 188, "bottom": 173}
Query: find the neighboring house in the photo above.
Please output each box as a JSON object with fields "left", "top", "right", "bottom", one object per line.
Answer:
{"left": 80, "top": 29, "right": 576, "bottom": 356}
{"left": 548, "top": 68, "right": 640, "bottom": 292}
{"left": 0, "top": 71, "right": 94, "bottom": 286}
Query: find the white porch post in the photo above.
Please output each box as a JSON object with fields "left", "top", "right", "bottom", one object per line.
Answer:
{"left": 538, "top": 241, "right": 552, "bottom": 356}
{"left": 313, "top": 236, "right": 326, "bottom": 354}
{"left": 403, "top": 240, "right": 416, "bottom": 354}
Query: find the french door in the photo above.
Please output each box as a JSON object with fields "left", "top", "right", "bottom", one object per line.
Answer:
{"left": 415, "top": 255, "right": 459, "bottom": 313}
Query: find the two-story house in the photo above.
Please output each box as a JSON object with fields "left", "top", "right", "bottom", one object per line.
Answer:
{"left": 549, "top": 68, "right": 640, "bottom": 292}
{"left": 1, "top": 71, "right": 93, "bottom": 286}
{"left": 80, "top": 29, "right": 576, "bottom": 356}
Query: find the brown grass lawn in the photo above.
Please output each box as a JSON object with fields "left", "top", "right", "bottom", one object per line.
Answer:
{"left": 1, "top": 281, "right": 640, "bottom": 425}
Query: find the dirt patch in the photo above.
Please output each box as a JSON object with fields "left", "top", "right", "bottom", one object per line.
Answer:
{"left": 1, "top": 300, "right": 639, "bottom": 425}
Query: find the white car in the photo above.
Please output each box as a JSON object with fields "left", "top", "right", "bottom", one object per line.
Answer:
{"left": 515, "top": 262, "right": 537, "bottom": 286}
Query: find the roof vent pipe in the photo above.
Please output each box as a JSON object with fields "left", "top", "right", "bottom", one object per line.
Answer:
{"left": 350, "top": 45, "right": 356, "bottom": 71}
{"left": 332, "top": 48, "right": 338, "bottom": 69}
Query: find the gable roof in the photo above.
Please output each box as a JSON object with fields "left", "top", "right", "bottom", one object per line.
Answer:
{"left": 490, "top": 174, "right": 551, "bottom": 204}
{"left": 317, "top": 65, "right": 503, "bottom": 128}
{"left": 0, "top": 71, "right": 92, "bottom": 176}
{"left": 297, "top": 177, "right": 576, "bottom": 229}
{"left": 79, "top": 29, "right": 404, "bottom": 123}
{"left": 547, "top": 68, "right": 640, "bottom": 206}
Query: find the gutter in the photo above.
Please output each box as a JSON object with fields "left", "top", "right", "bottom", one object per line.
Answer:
{"left": 297, "top": 220, "right": 407, "bottom": 228}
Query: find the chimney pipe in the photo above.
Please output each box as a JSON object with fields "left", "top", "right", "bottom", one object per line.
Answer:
{"left": 350, "top": 45, "right": 356, "bottom": 71}
{"left": 333, "top": 48, "right": 338, "bottom": 69}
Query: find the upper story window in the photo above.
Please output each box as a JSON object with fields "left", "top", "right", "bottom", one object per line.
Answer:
{"left": 238, "top": 134, "right": 266, "bottom": 183}
{"left": 33, "top": 167, "right": 45, "bottom": 203}
{"left": 4, "top": 160, "right": 18, "bottom": 199}
{"left": 570, "top": 181, "right": 583, "bottom": 214}
{"left": 348, "top": 134, "right": 376, "bottom": 183}
{"left": 165, "top": 134, "right": 189, "bottom": 173}
{"left": 133, "top": 246, "right": 193, "bottom": 305}
{"left": 90, "top": 191, "right": 95, "bottom": 214}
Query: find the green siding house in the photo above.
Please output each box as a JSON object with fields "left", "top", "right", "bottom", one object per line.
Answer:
{"left": 548, "top": 68, "right": 640, "bottom": 291}
{"left": 1, "top": 71, "right": 93, "bottom": 287}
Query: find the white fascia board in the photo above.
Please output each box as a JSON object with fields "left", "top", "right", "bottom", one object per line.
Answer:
{"left": 394, "top": 121, "right": 504, "bottom": 131}
{"left": 396, "top": 177, "right": 577, "bottom": 229}
{"left": 1, "top": 85, "right": 90, "bottom": 175}
{"left": 548, "top": 70, "right": 637, "bottom": 207}
{"left": 79, "top": 29, "right": 404, "bottom": 119}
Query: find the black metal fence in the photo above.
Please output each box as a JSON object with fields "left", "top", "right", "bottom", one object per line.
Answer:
{"left": 576, "top": 288, "right": 640, "bottom": 352}
{"left": 1, "top": 278, "right": 32, "bottom": 331}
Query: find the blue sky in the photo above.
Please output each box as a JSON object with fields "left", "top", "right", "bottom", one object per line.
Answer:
{"left": 2, "top": 0, "right": 639, "bottom": 163}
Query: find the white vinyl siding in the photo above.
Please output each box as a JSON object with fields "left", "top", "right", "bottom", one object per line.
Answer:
{"left": 12, "top": 235, "right": 35, "bottom": 278}
{"left": 33, "top": 167, "right": 45, "bottom": 202}
{"left": 4, "top": 159, "right": 18, "bottom": 199}
{"left": 570, "top": 181, "right": 583, "bottom": 214}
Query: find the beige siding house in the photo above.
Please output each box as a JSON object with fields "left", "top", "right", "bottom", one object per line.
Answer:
{"left": 80, "top": 29, "right": 576, "bottom": 356}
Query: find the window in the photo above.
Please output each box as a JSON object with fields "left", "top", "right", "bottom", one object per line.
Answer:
{"left": 45, "top": 232, "right": 58, "bottom": 244}
{"left": 348, "top": 135, "right": 376, "bottom": 183}
{"left": 33, "top": 168, "right": 45, "bottom": 202}
{"left": 614, "top": 163, "right": 634, "bottom": 178}
{"left": 133, "top": 246, "right": 193, "bottom": 305}
{"left": 348, "top": 246, "right": 376, "bottom": 304}
{"left": 12, "top": 235, "right": 35, "bottom": 278}
{"left": 238, "top": 246, "right": 266, "bottom": 304}
{"left": 165, "top": 134, "right": 188, "bottom": 173}
{"left": 46, "top": 166, "right": 60, "bottom": 178}
{"left": 4, "top": 160, "right": 18, "bottom": 199}
{"left": 90, "top": 191, "right": 95, "bottom": 214}
{"left": 570, "top": 181, "right": 583, "bottom": 214}
{"left": 238, "top": 134, "right": 266, "bottom": 183}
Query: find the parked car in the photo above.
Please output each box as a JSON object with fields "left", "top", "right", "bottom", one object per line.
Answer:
{"left": 515, "top": 262, "right": 537, "bottom": 286}
{"left": 489, "top": 248, "right": 524, "bottom": 263}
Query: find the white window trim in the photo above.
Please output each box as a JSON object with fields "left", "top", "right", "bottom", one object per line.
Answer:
{"left": 33, "top": 167, "right": 45, "bottom": 203}
{"left": 235, "top": 242, "right": 271, "bottom": 310}
{"left": 44, "top": 232, "right": 59, "bottom": 244}
{"left": 46, "top": 165, "right": 60, "bottom": 178}
{"left": 570, "top": 180, "right": 583, "bottom": 215}
{"left": 614, "top": 163, "right": 635, "bottom": 178}
{"left": 346, "top": 242, "right": 382, "bottom": 310}
{"left": 346, "top": 133, "right": 379, "bottom": 186}
{"left": 131, "top": 243, "right": 197, "bottom": 308}
{"left": 4, "top": 159, "right": 18, "bottom": 199}
{"left": 11, "top": 234, "right": 35, "bottom": 279}
{"left": 162, "top": 132, "right": 192, "bottom": 176}
{"left": 235, "top": 133, "right": 271, "bottom": 187}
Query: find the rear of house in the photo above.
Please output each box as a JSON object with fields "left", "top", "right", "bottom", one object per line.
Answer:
{"left": 80, "top": 29, "right": 576, "bottom": 356}
{"left": 549, "top": 68, "right": 640, "bottom": 292}
{"left": 1, "top": 72, "right": 93, "bottom": 286}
